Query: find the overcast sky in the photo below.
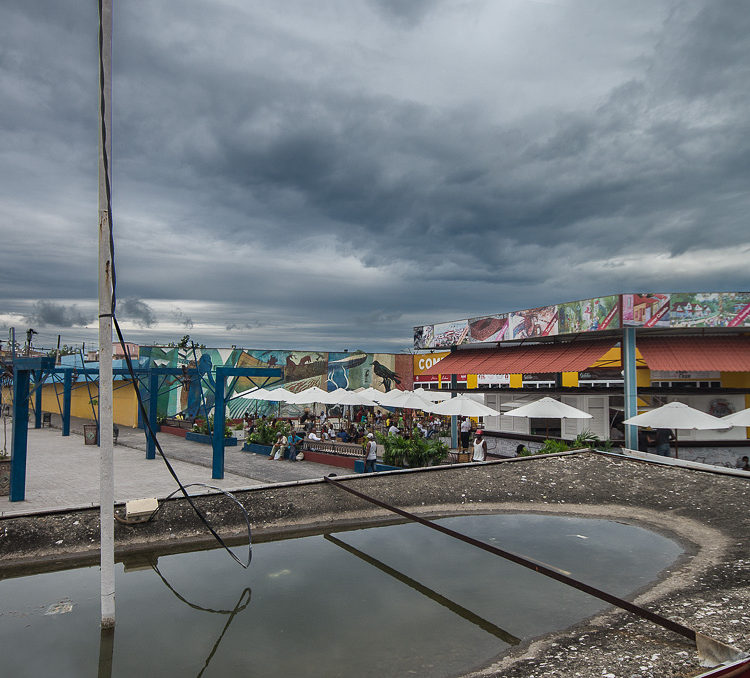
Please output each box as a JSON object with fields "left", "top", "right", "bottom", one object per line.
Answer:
{"left": 1, "top": 0, "right": 749, "bottom": 353}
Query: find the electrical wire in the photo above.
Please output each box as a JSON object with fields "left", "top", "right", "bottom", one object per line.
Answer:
{"left": 98, "top": 0, "right": 251, "bottom": 568}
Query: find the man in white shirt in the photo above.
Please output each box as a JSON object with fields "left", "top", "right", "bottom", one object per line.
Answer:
{"left": 364, "top": 432, "right": 378, "bottom": 473}
{"left": 270, "top": 432, "right": 287, "bottom": 460}
{"left": 388, "top": 424, "right": 400, "bottom": 436}
{"left": 460, "top": 417, "right": 471, "bottom": 451}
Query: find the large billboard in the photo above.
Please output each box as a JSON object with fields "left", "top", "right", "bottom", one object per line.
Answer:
{"left": 508, "top": 305, "right": 558, "bottom": 339}
{"left": 622, "top": 293, "right": 670, "bottom": 327}
{"left": 431, "top": 320, "right": 469, "bottom": 348}
{"left": 669, "top": 293, "right": 721, "bottom": 328}
{"left": 558, "top": 295, "right": 620, "bottom": 334}
{"left": 721, "top": 293, "right": 750, "bottom": 327}
{"left": 467, "top": 314, "right": 509, "bottom": 343}
{"left": 414, "top": 291, "right": 750, "bottom": 349}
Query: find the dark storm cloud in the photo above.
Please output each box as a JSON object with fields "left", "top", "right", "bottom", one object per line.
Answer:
{"left": 117, "top": 298, "right": 156, "bottom": 327}
{"left": 173, "top": 308, "right": 194, "bottom": 330}
{"left": 368, "top": 0, "right": 438, "bottom": 27}
{"left": 114, "top": 0, "right": 748, "bottom": 286}
{"left": 25, "top": 301, "right": 90, "bottom": 327}
{"left": 2, "top": 0, "right": 750, "bottom": 350}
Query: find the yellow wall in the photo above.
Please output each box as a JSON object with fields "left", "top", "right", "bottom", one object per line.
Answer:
{"left": 720, "top": 372, "right": 750, "bottom": 388}
{"left": 40, "top": 381, "right": 140, "bottom": 428}
{"left": 591, "top": 346, "right": 648, "bottom": 368}
{"left": 721, "top": 372, "right": 750, "bottom": 439}
{"left": 561, "top": 371, "right": 579, "bottom": 387}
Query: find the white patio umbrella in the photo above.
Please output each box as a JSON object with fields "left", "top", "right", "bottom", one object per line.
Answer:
{"left": 503, "top": 397, "right": 592, "bottom": 420}
{"left": 387, "top": 390, "right": 435, "bottom": 411}
{"left": 622, "top": 401, "right": 731, "bottom": 458}
{"left": 284, "top": 386, "right": 332, "bottom": 404}
{"left": 234, "top": 387, "right": 273, "bottom": 400}
{"left": 333, "top": 390, "right": 378, "bottom": 407}
{"left": 373, "top": 389, "right": 409, "bottom": 406}
{"left": 228, "top": 387, "right": 281, "bottom": 418}
{"left": 413, "top": 387, "right": 452, "bottom": 402}
{"left": 359, "top": 386, "right": 388, "bottom": 401}
{"left": 430, "top": 394, "right": 501, "bottom": 418}
{"left": 268, "top": 387, "right": 296, "bottom": 401}
{"left": 721, "top": 407, "right": 750, "bottom": 427}
{"left": 503, "top": 396, "right": 592, "bottom": 439}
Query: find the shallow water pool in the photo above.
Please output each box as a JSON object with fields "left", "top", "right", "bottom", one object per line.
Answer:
{"left": 0, "top": 513, "right": 683, "bottom": 677}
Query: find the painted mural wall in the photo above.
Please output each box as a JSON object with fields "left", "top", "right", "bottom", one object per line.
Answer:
{"left": 138, "top": 347, "right": 411, "bottom": 419}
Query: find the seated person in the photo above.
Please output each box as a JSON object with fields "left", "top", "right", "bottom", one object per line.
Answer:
{"left": 287, "top": 429, "right": 303, "bottom": 461}
{"left": 337, "top": 429, "right": 349, "bottom": 443}
{"left": 307, "top": 429, "right": 321, "bottom": 442}
{"left": 270, "top": 432, "right": 287, "bottom": 460}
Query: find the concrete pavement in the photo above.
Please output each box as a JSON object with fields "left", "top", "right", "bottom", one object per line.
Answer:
{"left": 0, "top": 415, "right": 350, "bottom": 517}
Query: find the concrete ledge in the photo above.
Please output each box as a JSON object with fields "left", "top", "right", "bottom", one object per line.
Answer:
{"left": 159, "top": 424, "right": 187, "bottom": 438}
{"left": 1, "top": 451, "right": 748, "bottom": 678}
{"left": 185, "top": 431, "right": 238, "bottom": 446}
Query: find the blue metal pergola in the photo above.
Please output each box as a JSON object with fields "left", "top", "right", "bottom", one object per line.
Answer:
{"left": 7, "top": 358, "right": 281, "bottom": 501}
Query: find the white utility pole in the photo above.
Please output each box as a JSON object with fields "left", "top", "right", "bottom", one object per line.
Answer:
{"left": 98, "top": 0, "right": 115, "bottom": 629}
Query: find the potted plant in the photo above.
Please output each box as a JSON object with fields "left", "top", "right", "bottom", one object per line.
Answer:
{"left": 244, "top": 420, "right": 289, "bottom": 455}
{"left": 185, "top": 415, "right": 238, "bottom": 446}
{"left": 0, "top": 449, "right": 10, "bottom": 496}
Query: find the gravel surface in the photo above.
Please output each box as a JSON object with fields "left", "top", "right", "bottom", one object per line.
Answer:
{"left": 1, "top": 451, "right": 747, "bottom": 677}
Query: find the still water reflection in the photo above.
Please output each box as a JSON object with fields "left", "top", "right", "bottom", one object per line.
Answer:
{"left": 0, "top": 513, "right": 683, "bottom": 678}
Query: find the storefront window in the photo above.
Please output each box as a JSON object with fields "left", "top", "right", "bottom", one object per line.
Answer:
{"left": 529, "top": 418, "right": 561, "bottom": 437}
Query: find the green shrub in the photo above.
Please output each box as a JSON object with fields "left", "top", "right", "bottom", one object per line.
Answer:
{"left": 191, "top": 415, "right": 235, "bottom": 438}
{"left": 376, "top": 433, "right": 448, "bottom": 467}
{"left": 572, "top": 428, "right": 600, "bottom": 449}
{"left": 537, "top": 439, "right": 571, "bottom": 455}
{"left": 248, "top": 420, "right": 289, "bottom": 446}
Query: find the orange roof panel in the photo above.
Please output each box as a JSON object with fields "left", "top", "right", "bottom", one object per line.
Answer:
{"left": 637, "top": 336, "right": 750, "bottom": 371}
{"left": 421, "top": 340, "right": 615, "bottom": 376}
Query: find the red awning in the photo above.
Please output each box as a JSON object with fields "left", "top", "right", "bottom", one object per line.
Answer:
{"left": 637, "top": 336, "right": 750, "bottom": 372}
{"left": 421, "top": 340, "right": 615, "bottom": 376}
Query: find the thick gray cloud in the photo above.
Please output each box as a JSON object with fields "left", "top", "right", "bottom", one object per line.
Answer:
{"left": 25, "top": 301, "right": 90, "bottom": 328}
{"left": 117, "top": 298, "right": 156, "bottom": 328}
{"left": 1, "top": 0, "right": 749, "bottom": 351}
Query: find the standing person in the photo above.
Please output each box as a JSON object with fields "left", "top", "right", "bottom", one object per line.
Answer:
{"left": 637, "top": 428, "right": 649, "bottom": 453}
{"left": 364, "top": 432, "right": 378, "bottom": 473}
{"left": 460, "top": 417, "right": 471, "bottom": 452}
{"left": 388, "top": 421, "right": 400, "bottom": 436}
{"left": 654, "top": 428, "right": 675, "bottom": 457}
{"left": 472, "top": 430, "right": 487, "bottom": 462}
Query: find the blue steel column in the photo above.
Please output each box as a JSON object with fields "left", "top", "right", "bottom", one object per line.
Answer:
{"left": 10, "top": 368, "right": 30, "bottom": 501}
{"left": 146, "top": 372, "right": 158, "bottom": 460}
{"left": 62, "top": 369, "right": 72, "bottom": 436}
{"left": 212, "top": 368, "right": 226, "bottom": 479}
{"left": 623, "top": 327, "right": 638, "bottom": 450}
{"left": 34, "top": 371, "right": 43, "bottom": 429}
{"left": 450, "top": 374, "right": 458, "bottom": 449}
